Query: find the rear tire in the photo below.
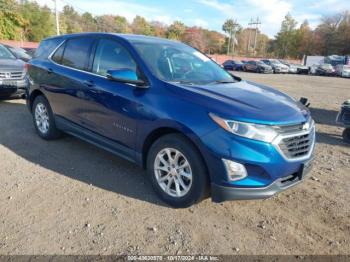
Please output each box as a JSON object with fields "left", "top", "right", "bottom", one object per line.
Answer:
{"left": 147, "top": 134, "right": 209, "bottom": 208}
{"left": 32, "top": 95, "right": 62, "bottom": 140}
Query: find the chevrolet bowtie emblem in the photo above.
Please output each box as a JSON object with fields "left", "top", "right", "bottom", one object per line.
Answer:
{"left": 302, "top": 122, "right": 310, "bottom": 130}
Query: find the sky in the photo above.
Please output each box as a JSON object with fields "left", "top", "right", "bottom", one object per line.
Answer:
{"left": 34, "top": 0, "right": 350, "bottom": 38}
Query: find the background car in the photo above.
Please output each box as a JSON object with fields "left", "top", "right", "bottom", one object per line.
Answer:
{"left": 261, "top": 59, "right": 289, "bottom": 73}
{"left": 315, "top": 63, "right": 336, "bottom": 76}
{"left": 4, "top": 44, "right": 32, "bottom": 62}
{"left": 295, "top": 64, "right": 309, "bottom": 74}
{"left": 335, "top": 64, "right": 350, "bottom": 78}
{"left": 0, "top": 44, "right": 27, "bottom": 99}
{"left": 243, "top": 60, "right": 273, "bottom": 73}
{"left": 222, "top": 60, "right": 244, "bottom": 71}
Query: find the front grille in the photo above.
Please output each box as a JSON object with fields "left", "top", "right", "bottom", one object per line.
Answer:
{"left": 0, "top": 71, "right": 24, "bottom": 80}
{"left": 278, "top": 129, "right": 315, "bottom": 159}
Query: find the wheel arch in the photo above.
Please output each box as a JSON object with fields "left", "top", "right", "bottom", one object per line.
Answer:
{"left": 141, "top": 125, "right": 209, "bottom": 178}
{"left": 29, "top": 89, "right": 46, "bottom": 112}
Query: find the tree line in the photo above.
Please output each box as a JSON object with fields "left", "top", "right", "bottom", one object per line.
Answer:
{"left": 1, "top": 0, "right": 349, "bottom": 58}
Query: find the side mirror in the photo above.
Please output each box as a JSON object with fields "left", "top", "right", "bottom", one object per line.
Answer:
{"left": 106, "top": 69, "right": 147, "bottom": 87}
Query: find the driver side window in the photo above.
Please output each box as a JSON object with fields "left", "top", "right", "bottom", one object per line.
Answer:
{"left": 92, "top": 39, "right": 137, "bottom": 77}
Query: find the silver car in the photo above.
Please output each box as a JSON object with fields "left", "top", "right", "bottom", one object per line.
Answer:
{"left": 0, "top": 44, "right": 27, "bottom": 98}
{"left": 335, "top": 64, "right": 350, "bottom": 78}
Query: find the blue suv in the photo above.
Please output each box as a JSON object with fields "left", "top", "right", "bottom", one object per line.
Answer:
{"left": 27, "top": 33, "right": 315, "bottom": 207}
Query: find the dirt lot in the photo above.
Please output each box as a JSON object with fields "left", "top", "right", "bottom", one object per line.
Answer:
{"left": 0, "top": 73, "right": 349, "bottom": 255}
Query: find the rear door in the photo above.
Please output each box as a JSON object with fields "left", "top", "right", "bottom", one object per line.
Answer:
{"left": 45, "top": 36, "right": 96, "bottom": 125}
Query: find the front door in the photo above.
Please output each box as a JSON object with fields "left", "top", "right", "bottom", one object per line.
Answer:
{"left": 77, "top": 38, "right": 145, "bottom": 150}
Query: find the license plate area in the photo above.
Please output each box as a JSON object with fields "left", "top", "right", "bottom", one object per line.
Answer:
{"left": 0, "top": 80, "right": 19, "bottom": 87}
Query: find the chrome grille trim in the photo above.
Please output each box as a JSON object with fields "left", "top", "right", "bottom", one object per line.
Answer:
{"left": 272, "top": 120, "right": 316, "bottom": 162}
{"left": 0, "top": 71, "right": 25, "bottom": 80}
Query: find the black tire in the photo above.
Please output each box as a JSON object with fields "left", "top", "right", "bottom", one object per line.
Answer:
{"left": 32, "top": 95, "right": 62, "bottom": 140}
{"left": 343, "top": 128, "right": 350, "bottom": 144}
{"left": 147, "top": 134, "right": 209, "bottom": 208}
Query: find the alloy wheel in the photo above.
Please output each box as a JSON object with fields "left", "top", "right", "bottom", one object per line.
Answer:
{"left": 35, "top": 103, "right": 50, "bottom": 134}
{"left": 154, "top": 148, "right": 193, "bottom": 198}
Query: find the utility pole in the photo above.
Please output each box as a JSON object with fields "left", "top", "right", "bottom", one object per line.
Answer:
{"left": 247, "top": 18, "right": 253, "bottom": 56}
{"left": 226, "top": 19, "right": 239, "bottom": 56}
{"left": 248, "top": 17, "right": 261, "bottom": 55}
{"left": 227, "top": 27, "right": 232, "bottom": 55}
{"left": 53, "top": 0, "right": 60, "bottom": 35}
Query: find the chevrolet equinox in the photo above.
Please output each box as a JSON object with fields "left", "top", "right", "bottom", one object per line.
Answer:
{"left": 27, "top": 33, "right": 315, "bottom": 207}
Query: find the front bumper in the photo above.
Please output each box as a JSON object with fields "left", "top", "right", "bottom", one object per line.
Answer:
{"left": 260, "top": 68, "right": 273, "bottom": 73}
{"left": 342, "top": 72, "right": 350, "bottom": 78}
{"left": 0, "top": 79, "right": 27, "bottom": 98}
{"left": 211, "top": 157, "right": 313, "bottom": 202}
{"left": 274, "top": 68, "right": 289, "bottom": 73}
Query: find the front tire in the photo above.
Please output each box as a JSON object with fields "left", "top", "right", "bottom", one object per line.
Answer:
{"left": 32, "top": 95, "right": 62, "bottom": 140}
{"left": 147, "top": 134, "right": 209, "bottom": 208}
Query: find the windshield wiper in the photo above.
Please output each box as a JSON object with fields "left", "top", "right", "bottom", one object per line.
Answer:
{"left": 209, "top": 80, "right": 236, "bottom": 84}
{"left": 169, "top": 80, "right": 195, "bottom": 85}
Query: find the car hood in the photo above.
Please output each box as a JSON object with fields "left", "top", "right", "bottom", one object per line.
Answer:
{"left": 169, "top": 80, "right": 309, "bottom": 125}
{"left": 0, "top": 59, "right": 25, "bottom": 71}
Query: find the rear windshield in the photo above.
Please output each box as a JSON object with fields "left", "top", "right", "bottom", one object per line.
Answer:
{"left": 34, "top": 38, "right": 63, "bottom": 59}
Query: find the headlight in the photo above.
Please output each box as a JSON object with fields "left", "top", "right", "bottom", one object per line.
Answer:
{"left": 209, "top": 113, "right": 279, "bottom": 143}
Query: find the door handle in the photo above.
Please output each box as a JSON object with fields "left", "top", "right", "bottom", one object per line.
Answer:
{"left": 83, "top": 80, "right": 95, "bottom": 87}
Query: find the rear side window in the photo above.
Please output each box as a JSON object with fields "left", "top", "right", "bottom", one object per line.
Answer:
{"left": 92, "top": 39, "right": 136, "bottom": 76}
{"left": 51, "top": 43, "right": 65, "bottom": 64}
{"left": 61, "top": 37, "right": 94, "bottom": 71}
{"left": 34, "top": 38, "right": 62, "bottom": 59}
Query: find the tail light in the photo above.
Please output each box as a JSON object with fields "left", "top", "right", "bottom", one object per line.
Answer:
{"left": 24, "top": 63, "right": 30, "bottom": 73}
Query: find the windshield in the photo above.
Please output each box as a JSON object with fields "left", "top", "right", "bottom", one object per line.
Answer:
{"left": 132, "top": 40, "right": 234, "bottom": 84}
{"left": 9, "top": 47, "right": 31, "bottom": 60}
{"left": 0, "top": 45, "right": 16, "bottom": 59}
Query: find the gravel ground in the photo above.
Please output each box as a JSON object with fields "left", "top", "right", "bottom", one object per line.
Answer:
{"left": 0, "top": 73, "right": 349, "bottom": 255}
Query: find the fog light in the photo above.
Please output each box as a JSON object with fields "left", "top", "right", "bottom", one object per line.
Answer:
{"left": 222, "top": 159, "right": 248, "bottom": 181}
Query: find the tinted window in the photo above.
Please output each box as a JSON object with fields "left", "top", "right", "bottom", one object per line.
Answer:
{"left": 61, "top": 37, "right": 94, "bottom": 70}
{"left": 51, "top": 43, "right": 65, "bottom": 64}
{"left": 92, "top": 39, "right": 136, "bottom": 76}
{"left": 132, "top": 41, "right": 233, "bottom": 84}
{"left": 34, "top": 38, "right": 62, "bottom": 59}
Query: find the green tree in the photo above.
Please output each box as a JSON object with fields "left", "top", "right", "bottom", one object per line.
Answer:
{"left": 115, "top": 15, "right": 130, "bottom": 33}
{"left": 81, "top": 12, "right": 97, "bottom": 32}
{"left": 62, "top": 5, "right": 82, "bottom": 33}
{"left": 166, "top": 21, "right": 186, "bottom": 40}
{"left": 274, "top": 13, "right": 298, "bottom": 58}
{"left": 19, "top": 1, "right": 55, "bottom": 41}
{"left": 0, "top": 0, "right": 25, "bottom": 40}
{"left": 131, "top": 16, "right": 153, "bottom": 35}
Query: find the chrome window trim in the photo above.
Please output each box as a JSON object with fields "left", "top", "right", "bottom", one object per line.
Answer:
{"left": 47, "top": 38, "right": 144, "bottom": 87}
